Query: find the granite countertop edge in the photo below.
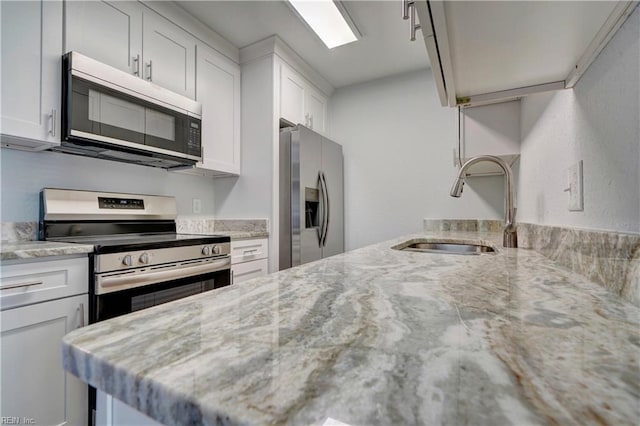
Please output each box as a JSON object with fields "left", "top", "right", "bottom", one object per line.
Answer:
{"left": 217, "top": 231, "right": 269, "bottom": 240}
{"left": 0, "top": 241, "right": 95, "bottom": 261}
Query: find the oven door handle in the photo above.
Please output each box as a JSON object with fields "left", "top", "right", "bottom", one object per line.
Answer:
{"left": 96, "top": 257, "right": 231, "bottom": 295}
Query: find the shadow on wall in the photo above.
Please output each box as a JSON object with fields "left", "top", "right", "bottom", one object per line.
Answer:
{"left": 519, "top": 90, "right": 555, "bottom": 143}
{"left": 463, "top": 174, "right": 510, "bottom": 219}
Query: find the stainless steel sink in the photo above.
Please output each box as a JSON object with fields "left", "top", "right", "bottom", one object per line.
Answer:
{"left": 392, "top": 240, "right": 496, "bottom": 255}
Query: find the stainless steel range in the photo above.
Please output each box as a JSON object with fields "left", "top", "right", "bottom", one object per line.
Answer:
{"left": 41, "top": 188, "right": 231, "bottom": 425}
{"left": 40, "top": 188, "right": 231, "bottom": 323}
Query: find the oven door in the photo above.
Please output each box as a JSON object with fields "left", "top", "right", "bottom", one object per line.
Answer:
{"left": 92, "top": 256, "right": 231, "bottom": 322}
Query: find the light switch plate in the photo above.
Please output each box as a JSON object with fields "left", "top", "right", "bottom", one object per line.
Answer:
{"left": 192, "top": 198, "right": 202, "bottom": 214}
{"left": 568, "top": 160, "right": 583, "bottom": 211}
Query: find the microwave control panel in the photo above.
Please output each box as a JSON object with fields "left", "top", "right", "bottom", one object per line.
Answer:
{"left": 187, "top": 119, "right": 201, "bottom": 157}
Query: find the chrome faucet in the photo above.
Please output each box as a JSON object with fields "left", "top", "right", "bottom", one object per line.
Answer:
{"left": 449, "top": 155, "right": 518, "bottom": 248}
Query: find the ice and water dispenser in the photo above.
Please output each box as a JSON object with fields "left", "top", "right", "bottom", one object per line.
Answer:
{"left": 304, "top": 187, "right": 320, "bottom": 229}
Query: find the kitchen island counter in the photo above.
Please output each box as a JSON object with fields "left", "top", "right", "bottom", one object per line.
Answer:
{"left": 62, "top": 231, "right": 640, "bottom": 425}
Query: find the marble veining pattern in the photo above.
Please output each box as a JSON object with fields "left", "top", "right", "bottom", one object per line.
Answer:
{"left": 517, "top": 223, "right": 640, "bottom": 306}
{"left": 425, "top": 220, "right": 640, "bottom": 307}
{"left": 0, "top": 240, "right": 94, "bottom": 260}
{"left": 1, "top": 221, "right": 37, "bottom": 241}
{"left": 63, "top": 231, "right": 640, "bottom": 426}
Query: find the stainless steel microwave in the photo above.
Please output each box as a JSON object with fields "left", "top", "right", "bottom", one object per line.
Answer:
{"left": 57, "top": 52, "right": 202, "bottom": 169}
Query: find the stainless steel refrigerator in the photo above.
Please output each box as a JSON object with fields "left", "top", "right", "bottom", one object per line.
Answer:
{"left": 279, "top": 125, "right": 344, "bottom": 270}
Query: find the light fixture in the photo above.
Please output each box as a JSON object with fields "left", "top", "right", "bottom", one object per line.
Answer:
{"left": 287, "top": 0, "right": 359, "bottom": 49}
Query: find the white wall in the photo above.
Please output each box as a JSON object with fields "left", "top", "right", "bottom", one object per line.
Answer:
{"left": 329, "top": 69, "right": 505, "bottom": 250}
{"left": 517, "top": 5, "right": 639, "bottom": 233}
{"left": 0, "top": 149, "right": 215, "bottom": 222}
{"left": 213, "top": 56, "right": 274, "bottom": 220}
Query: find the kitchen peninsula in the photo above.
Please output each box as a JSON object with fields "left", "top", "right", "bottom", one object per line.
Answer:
{"left": 62, "top": 230, "right": 640, "bottom": 425}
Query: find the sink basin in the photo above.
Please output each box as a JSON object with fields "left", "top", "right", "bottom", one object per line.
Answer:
{"left": 392, "top": 239, "right": 495, "bottom": 255}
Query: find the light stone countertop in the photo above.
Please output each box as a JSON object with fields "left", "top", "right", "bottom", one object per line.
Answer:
{"left": 0, "top": 240, "right": 94, "bottom": 261}
{"left": 214, "top": 231, "right": 269, "bottom": 240}
{"left": 62, "top": 231, "right": 640, "bottom": 425}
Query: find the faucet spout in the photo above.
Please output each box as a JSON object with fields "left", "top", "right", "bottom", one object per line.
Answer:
{"left": 450, "top": 155, "right": 517, "bottom": 248}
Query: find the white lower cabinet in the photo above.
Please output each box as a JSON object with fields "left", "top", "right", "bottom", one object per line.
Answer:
{"left": 96, "top": 390, "right": 162, "bottom": 426}
{"left": 1, "top": 294, "right": 88, "bottom": 425}
{"left": 231, "top": 238, "right": 269, "bottom": 284}
{"left": 233, "top": 258, "right": 269, "bottom": 284}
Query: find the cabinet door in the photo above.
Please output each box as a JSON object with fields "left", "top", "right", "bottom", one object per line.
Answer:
{"left": 280, "top": 64, "right": 305, "bottom": 126}
{"left": 1, "top": 294, "right": 88, "bottom": 425}
{"left": 232, "top": 259, "right": 269, "bottom": 284}
{"left": 65, "top": 0, "right": 142, "bottom": 75}
{"left": 142, "top": 12, "right": 196, "bottom": 99}
{"left": 195, "top": 44, "right": 241, "bottom": 175}
{"left": 1, "top": 0, "right": 62, "bottom": 148}
{"left": 305, "top": 87, "right": 327, "bottom": 134}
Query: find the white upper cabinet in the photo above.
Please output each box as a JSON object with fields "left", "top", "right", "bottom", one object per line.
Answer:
{"left": 1, "top": 0, "right": 62, "bottom": 150}
{"left": 65, "top": 1, "right": 142, "bottom": 75}
{"left": 142, "top": 12, "right": 196, "bottom": 99}
{"left": 189, "top": 43, "right": 241, "bottom": 176}
{"left": 305, "top": 87, "right": 327, "bottom": 135}
{"left": 280, "top": 64, "right": 306, "bottom": 127}
{"left": 414, "top": 1, "right": 638, "bottom": 107}
{"left": 65, "top": 1, "right": 196, "bottom": 99}
{"left": 280, "top": 62, "right": 328, "bottom": 134}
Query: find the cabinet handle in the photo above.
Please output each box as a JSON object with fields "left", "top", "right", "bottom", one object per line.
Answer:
{"left": 49, "top": 109, "right": 56, "bottom": 137}
{"left": 409, "top": 2, "right": 421, "bottom": 42}
{"left": 0, "top": 280, "right": 43, "bottom": 291}
{"left": 243, "top": 249, "right": 259, "bottom": 255}
{"left": 78, "top": 303, "right": 85, "bottom": 327}
{"left": 231, "top": 270, "right": 234, "bottom": 285}
{"left": 146, "top": 60, "right": 153, "bottom": 81}
{"left": 133, "top": 54, "right": 140, "bottom": 76}
{"left": 402, "top": 0, "right": 410, "bottom": 20}
{"left": 309, "top": 114, "right": 314, "bottom": 129}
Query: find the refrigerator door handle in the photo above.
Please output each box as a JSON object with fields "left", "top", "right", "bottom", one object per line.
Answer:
{"left": 317, "top": 172, "right": 326, "bottom": 245}
{"left": 321, "top": 171, "right": 330, "bottom": 247}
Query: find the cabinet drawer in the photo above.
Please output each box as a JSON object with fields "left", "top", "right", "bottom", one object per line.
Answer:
{"left": 0, "top": 256, "right": 88, "bottom": 310}
{"left": 232, "top": 259, "right": 268, "bottom": 284}
{"left": 231, "top": 238, "right": 268, "bottom": 264}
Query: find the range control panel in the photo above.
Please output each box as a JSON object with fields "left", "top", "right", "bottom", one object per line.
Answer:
{"left": 98, "top": 197, "right": 145, "bottom": 210}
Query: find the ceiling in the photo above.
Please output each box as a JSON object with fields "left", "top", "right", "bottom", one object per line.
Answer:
{"left": 176, "top": 1, "right": 430, "bottom": 89}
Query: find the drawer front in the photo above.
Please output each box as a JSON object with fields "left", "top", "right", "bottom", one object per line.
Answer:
{"left": 232, "top": 259, "right": 268, "bottom": 284}
{"left": 0, "top": 257, "right": 89, "bottom": 310}
{"left": 231, "top": 238, "right": 268, "bottom": 264}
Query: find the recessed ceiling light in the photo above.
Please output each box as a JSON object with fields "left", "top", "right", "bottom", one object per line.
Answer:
{"left": 287, "top": 0, "right": 359, "bottom": 49}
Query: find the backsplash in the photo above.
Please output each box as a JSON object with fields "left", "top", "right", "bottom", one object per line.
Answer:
{"left": 423, "top": 219, "right": 503, "bottom": 233}
{"left": 1, "top": 222, "right": 37, "bottom": 241}
{"left": 424, "top": 219, "right": 640, "bottom": 306}
{"left": 1, "top": 219, "right": 268, "bottom": 242}
{"left": 517, "top": 223, "right": 639, "bottom": 306}
{"left": 176, "top": 218, "right": 268, "bottom": 236}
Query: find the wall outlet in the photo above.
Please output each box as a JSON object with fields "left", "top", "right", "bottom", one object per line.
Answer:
{"left": 567, "top": 160, "right": 583, "bottom": 211}
{"left": 192, "top": 198, "right": 202, "bottom": 214}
